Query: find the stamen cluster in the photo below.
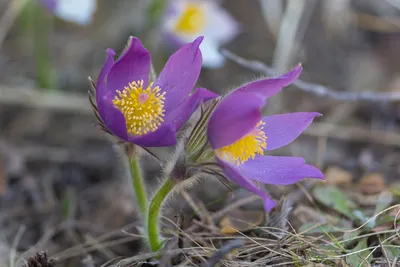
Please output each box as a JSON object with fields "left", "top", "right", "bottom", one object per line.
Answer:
{"left": 217, "top": 121, "right": 267, "bottom": 165}
{"left": 112, "top": 80, "right": 166, "bottom": 135}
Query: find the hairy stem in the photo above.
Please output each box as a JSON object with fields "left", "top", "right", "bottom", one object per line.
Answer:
{"left": 147, "top": 178, "right": 176, "bottom": 252}
{"left": 129, "top": 155, "right": 148, "bottom": 216}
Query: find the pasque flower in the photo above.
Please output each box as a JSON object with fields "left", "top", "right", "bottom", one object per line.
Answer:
{"left": 162, "top": 0, "right": 238, "bottom": 68}
{"left": 39, "top": 0, "right": 96, "bottom": 25}
{"left": 207, "top": 65, "right": 325, "bottom": 212}
{"left": 95, "top": 36, "right": 217, "bottom": 147}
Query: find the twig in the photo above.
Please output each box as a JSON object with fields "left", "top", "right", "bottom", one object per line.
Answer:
{"left": 305, "top": 121, "right": 400, "bottom": 147}
{"left": 0, "top": 86, "right": 91, "bottom": 113}
{"left": 271, "top": 0, "right": 314, "bottom": 72}
{"left": 259, "top": 0, "right": 283, "bottom": 37}
{"left": 223, "top": 50, "right": 400, "bottom": 103}
{"left": 184, "top": 195, "right": 260, "bottom": 237}
{"left": 379, "top": 236, "right": 392, "bottom": 267}
{"left": 0, "top": 0, "right": 29, "bottom": 49}
{"left": 10, "top": 225, "right": 26, "bottom": 267}
{"left": 201, "top": 239, "right": 244, "bottom": 267}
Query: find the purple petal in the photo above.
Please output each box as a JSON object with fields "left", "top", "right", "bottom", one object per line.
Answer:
{"left": 262, "top": 112, "right": 321, "bottom": 151}
{"left": 208, "top": 92, "right": 264, "bottom": 149}
{"left": 165, "top": 88, "right": 219, "bottom": 131}
{"left": 106, "top": 37, "right": 151, "bottom": 99}
{"left": 129, "top": 124, "right": 177, "bottom": 147}
{"left": 217, "top": 157, "right": 276, "bottom": 212}
{"left": 96, "top": 48, "right": 116, "bottom": 105}
{"left": 99, "top": 94, "right": 178, "bottom": 147}
{"left": 238, "top": 155, "right": 325, "bottom": 185}
{"left": 130, "top": 88, "right": 217, "bottom": 147}
{"left": 236, "top": 65, "right": 302, "bottom": 99}
{"left": 40, "top": 0, "right": 57, "bottom": 11}
{"left": 98, "top": 94, "right": 129, "bottom": 141}
{"left": 153, "top": 37, "right": 203, "bottom": 113}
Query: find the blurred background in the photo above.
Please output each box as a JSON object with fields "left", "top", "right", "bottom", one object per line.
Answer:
{"left": 1, "top": 0, "right": 400, "bottom": 266}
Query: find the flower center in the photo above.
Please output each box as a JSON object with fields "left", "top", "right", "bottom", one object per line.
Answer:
{"left": 216, "top": 121, "right": 267, "bottom": 165}
{"left": 112, "top": 80, "right": 166, "bottom": 136}
{"left": 174, "top": 3, "right": 206, "bottom": 35}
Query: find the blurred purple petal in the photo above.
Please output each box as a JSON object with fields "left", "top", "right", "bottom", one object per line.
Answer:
{"left": 98, "top": 94, "right": 128, "bottom": 141}
{"left": 165, "top": 87, "right": 219, "bottom": 130}
{"left": 96, "top": 49, "right": 116, "bottom": 105}
{"left": 40, "top": 0, "right": 57, "bottom": 11}
{"left": 237, "top": 65, "right": 302, "bottom": 99}
{"left": 129, "top": 124, "right": 177, "bottom": 147}
{"left": 238, "top": 155, "right": 325, "bottom": 185}
{"left": 217, "top": 157, "right": 276, "bottom": 212}
{"left": 154, "top": 37, "right": 203, "bottom": 113}
{"left": 262, "top": 112, "right": 321, "bottom": 151}
{"left": 208, "top": 92, "right": 264, "bottom": 149}
{"left": 106, "top": 37, "right": 150, "bottom": 98}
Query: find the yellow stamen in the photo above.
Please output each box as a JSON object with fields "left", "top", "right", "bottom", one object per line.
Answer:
{"left": 112, "top": 80, "right": 166, "bottom": 136}
{"left": 174, "top": 3, "right": 206, "bottom": 35}
{"left": 216, "top": 121, "right": 267, "bottom": 165}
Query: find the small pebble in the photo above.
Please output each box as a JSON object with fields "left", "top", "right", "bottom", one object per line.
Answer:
{"left": 359, "top": 173, "right": 385, "bottom": 195}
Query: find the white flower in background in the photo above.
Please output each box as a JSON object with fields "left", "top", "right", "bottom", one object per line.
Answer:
{"left": 40, "top": 0, "right": 96, "bottom": 25}
{"left": 163, "top": 0, "right": 239, "bottom": 68}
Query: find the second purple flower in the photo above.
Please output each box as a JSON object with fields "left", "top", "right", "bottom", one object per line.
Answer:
{"left": 207, "top": 65, "right": 325, "bottom": 212}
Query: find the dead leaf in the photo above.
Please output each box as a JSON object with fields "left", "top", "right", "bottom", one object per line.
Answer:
{"left": 338, "top": 259, "right": 350, "bottom": 267}
{"left": 325, "top": 167, "right": 353, "bottom": 185}
{"left": 219, "top": 209, "right": 264, "bottom": 234}
{"left": 359, "top": 173, "right": 385, "bottom": 195}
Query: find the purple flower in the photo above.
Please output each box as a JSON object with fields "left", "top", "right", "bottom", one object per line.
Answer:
{"left": 39, "top": 0, "right": 96, "bottom": 25}
{"left": 207, "top": 65, "right": 325, "bottom": 212}
{"left": 95, "top": 36, "right": 218, "bottom": 147}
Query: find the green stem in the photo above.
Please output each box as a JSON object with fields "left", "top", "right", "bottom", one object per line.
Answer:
{"left": 26, "top": 1, "right": 57, "bottom": 90}
{"left": 148, "top": 178, "right": 176, "bottom": 252}
{"left": 129, "top": 155, "right": 148, "bottom": 217}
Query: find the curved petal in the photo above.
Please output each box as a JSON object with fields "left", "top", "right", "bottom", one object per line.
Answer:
{"left": 106, "top": 37, "right": 151, "bottom": 98}
{"left": 129, "top": 124, "right": 177, "bottom": 147}
{"left": 98, "top": 94, "right": 129, "bottom": 141}
{"left": 153, "top": 36, "right": 203, "bottom": 113}
{"left": 238, "top": 155, "right": 325, "bottom": 185}
{"left": 96, "top": 48, "right": 116, "bottom": 105}
{"left": 262, "top": 112, "right": 321, "bottom": 151}
{"left": 208, "top": 92, "right": 264, "bottom": 150}
{"left": 217, "top": 157, "right": 276, "bottom": 212}
{"left": 236, "top": 64, "right": 302, "bottom": 99}
{"left": 165, "top": 87, "right": 219, "bottom": 130}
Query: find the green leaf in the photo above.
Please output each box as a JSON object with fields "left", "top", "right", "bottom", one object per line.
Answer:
{"left": 375, "top": 191, "right": 393, "bottom": 215}
{"left": 346, "top": 238, "right": 372, "bottom": 267}
{"left": 384, "top": 245, "right": 399, "bottom": 261}
{"left": 342, "top": 230, "right": 362, "bottom": 247}
{"left": 312, "top": 185, "right": 359, "bottom": 221}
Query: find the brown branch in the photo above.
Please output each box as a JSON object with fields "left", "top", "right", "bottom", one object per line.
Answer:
{"left": 222, "top": 50, "right": 400, "bottom": 103}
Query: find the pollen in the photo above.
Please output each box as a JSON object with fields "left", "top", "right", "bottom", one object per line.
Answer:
{"left": 112, "top": 80, "right": 166, "bottom": 136}
{"left": 217, "top": 121, "right": 267, "bottom": 165}
{"left": 174, "top": 3, "right": 206, "bottom": 35}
